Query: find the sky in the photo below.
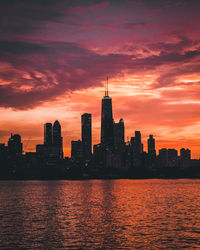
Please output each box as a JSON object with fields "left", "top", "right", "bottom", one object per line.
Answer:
{"left": 0, "top": 0, "right": 200, "bottom": 158}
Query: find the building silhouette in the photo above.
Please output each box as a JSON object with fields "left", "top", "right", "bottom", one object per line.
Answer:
{"left": 71, "top": 140, "right": 83, "bottom": 164}
{"left": 168, "top": 149, "right": 178, "bottom": 168}
{"left": 93, "top": 143, "right": 104, "bottom": 166}
{"left": 148, "top": 135, "right": 156, "bottom": 157}
{"left": 101, "top": 77, "right": 114, "bottom": 148}
{"left": 0, "top": 77, "right": 199, "bottom": 179}
{"left": 8, "top": 134, "right": 22, "bottom": 155}
{"left": 131, "top": 131, "right": 143, "bottom": 154}
{"left": 129, "top": 131, "right": 143, "bottom": 168}
{"left": 81, "top": 113, "right": 92, "bottom": 161}
{"left": 180, "top": 148, "right": 191, "bottom": 169}
{"left": 44, "top": 123, "right": 52, "bottom": 145}
{"left": 114, "top": 118, "right": 125, "bottom": 149}
{"left": 158, "top": 148, "right": 168, "bottom": 168}
{"left": 53, "top": 120, "right": 63, "bottom": 159}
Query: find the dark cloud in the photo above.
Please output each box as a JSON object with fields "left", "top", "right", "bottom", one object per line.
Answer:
{"left": 0, "top": 0, "right": 107, "bottom": 37}
{"left": 0, "top": 38, "right": 199, "bottom": 109}
{"left": 0, "top": 41, "right": 47, "bottom": 54}
{"left": 0, "top": 84, "right": 65, "bottom": 109}
{"left": 155, "top": 49, "right": 200, "bottom": 64}
{"left": 0, "top": 0, "right": 106, "bottom": 22}
{"left": 148, "top": 36, "right": 200, "bottom": 53}
{"left": 0, "top": 40, "right": 133, "bottom": 109}
{"left": 0, "top": 0, "right": 200, "bottom": 110}
{"left": 151, "top": 50, "right": 200, "bottom": 89}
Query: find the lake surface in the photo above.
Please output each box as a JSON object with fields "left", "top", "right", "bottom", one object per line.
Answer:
{"left": 0, "top": 179, "right": 200, "bottom": 249}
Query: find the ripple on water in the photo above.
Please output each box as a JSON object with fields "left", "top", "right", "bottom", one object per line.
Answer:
{"left": 0, "top": 179, "right": 200, "bottom": 248}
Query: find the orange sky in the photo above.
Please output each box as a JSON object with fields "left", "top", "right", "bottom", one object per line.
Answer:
{"left": 0, "top": 0, "right": 200, "bottom": 158}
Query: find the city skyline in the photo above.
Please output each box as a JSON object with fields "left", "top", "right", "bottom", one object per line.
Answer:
{"left": 0, "top": 0, "right": 200, "bottom": 158}
{"left": 0, "top": 79, "right": 197, "bottom": 179}
{"left": 0, "top": 85, "right": 199, "bottom": 159}
{"left": 0, "top": 86, "right": 195, "bottom": 160}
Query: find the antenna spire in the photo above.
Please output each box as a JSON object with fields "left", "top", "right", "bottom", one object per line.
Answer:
{"left": 105, "top": 78, "right": 106, "bottom": 96}
{"left": 106, "top": 75, "right": 109, "bottom": 96}
{"left": 104, "top": 76, "right": 109, "bottom": 97}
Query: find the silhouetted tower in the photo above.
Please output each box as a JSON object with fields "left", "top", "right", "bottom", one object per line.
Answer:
{"left": 180, "top": 148, "right": 191, "bottom": 169}
{"left": 101, "top": 76, "right": 114, "bottom": 147}
{"left": 168, "top": 149, "right": 178, "bottom": 167}
{"left": 71, "top": 140, "right": 83, "bottom": 163}
{"left": 132, "top": 131, "right": 143, "bottom": 154}
{"left": 53, "top": 120, "right": 63, "bottom": 159}
{"left": 81, "top": 113, "right": 92, "bottom": 161}
{"left": 180, "top": 148, "right": 191, "bottom": 160}
{"left": 158, "top": 148, "right": 168, "bottom": 167}
{"left": 148, "top": 134, "right": 156, "bottom": 157}
{"left": 44, "top": 123, "right": 52, "bottom": 145}
{"left": 114, "top": 118, "right": 124, "bottom": 148}
{"left": 130, "top": 131, "right": 143, "bottom": 168}
{"left": 8, "top": 134, "right": 22, "bottom": 155}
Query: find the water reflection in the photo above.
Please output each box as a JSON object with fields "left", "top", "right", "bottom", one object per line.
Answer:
{"left": 0, "top": 179, "right": 200, "bottom": 248}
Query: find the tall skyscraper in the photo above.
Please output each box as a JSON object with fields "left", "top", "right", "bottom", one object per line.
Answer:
{"left": 168, "top": 149, "right": 178, "bottom": 167}
{"left": 8, "top": 134, "right": 23, "bottom": 155}
{"left": 131, "top": 131, "right": 143, "bottom": 154}
{"left": 101, "top": 77, "right": 114, "bottom": 147}
{"left": 130, "top": 131, "right": 143, "bottom": 168}
{"left": 180, "top": 148, "right": 191, "bottom": 160}
{"left": 53, "top": 120, "right": 63, "bottom": 159}
{"left": 158, "top": 148, "right": 168, "bottom": 167}
{"left": 81, "top": 113, "right": 92, "bottom": 161}
{"left": 148, "top": 134, "right": 156, "bottom": 157}
{"left": 180, "top": 148, "right": 191, "bottom": 169}
{"left": 44, "top": 123, "right": 52, "bottom": 145}
{"left": 71, "top": 140, "right": 83, "bottom": 163}
{"left": 114, "top": 118, "right": 124, "bottom": 148}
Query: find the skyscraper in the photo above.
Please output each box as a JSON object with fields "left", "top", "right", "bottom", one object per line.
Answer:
{"left": 158, "top": 148, "right": 168, "bottom": 167}
{"left": 168, "top": 149, "right": 178, "bottom": 168}
{"left": 180, "top": 148, "right": 191, "bottom": 169}
{"left": 53, "top": 120, "right": 63, "bottom": 159}
{"left": 114, "top": 118, "right": 124, "bottom": 148}
{"left": 131, "top": 131, "right": 143, "bottom": 154}
{"left": 44, "top": 123, "right": 52, "bottom": 145}
{"left": 101, "top": 77, "right": 114, "bottom": 147}
{"left": 71, "top": 140, "right": 83, "bottom": 163}
{"left": 148, "top": 134, "right": 156, "bottom": 157}
{"left": 8, "top": 134, "right": 23, "bottom": 155}
{"left": 81, "top": 113, "right": 92, "bottom": 161}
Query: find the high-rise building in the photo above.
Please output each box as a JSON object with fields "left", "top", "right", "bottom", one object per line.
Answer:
{"left": 158, "top": 148, "right": 168, "bottom": 167}
{"left": 0, "top": 143, "right": 8, "bottom": 167}
{"left": 101, "top": 77, "right": 114, "bottom": 147}
{"left": 71, "top": 140, "right": 83, "bottom": 163}
{"left": 93, "top": 143, "right": 104, "bottom": 167}
{"left": 44, "top": 123, "right": 52, "bottom": 145}
{"left": 168, "top": 149, "right": 178, "bottom": 168}
{"left": 180, "top": 148, "right": 191, "bottom": 169}
{"left": 131, "top": 131, "right": 143, "bottom": 154}
{"left": 180, "top": 148, "right": 191, "bottom": 160}
{"left": 114, "top": 118, "right": 124, "bottom": 148}
{"left": 148, "top": 134, "right": 156, "bottom": 157}
{"left": 53, "top": 120, "right": 63, "bottom": 159}
{"left": 8, "top": 134, "right": 23, "bottom": 155}
{"left": 81, "top": 113, "right": 92, "bottom": 161}
{"left": 130, "top": 131, "right": 143, "bottom": 168}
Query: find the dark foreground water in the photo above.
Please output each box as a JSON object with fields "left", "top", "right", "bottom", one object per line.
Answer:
{"left": 0, "top": 179, "right": 200, "bottom": 249}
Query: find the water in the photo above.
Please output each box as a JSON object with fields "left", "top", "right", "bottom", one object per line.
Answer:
{"left": 0, "top": 179, "right": 200, "bottom": 249}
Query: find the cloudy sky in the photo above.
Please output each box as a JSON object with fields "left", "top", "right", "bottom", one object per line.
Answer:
{"left": 0, "top": 0, "right": 200, "bottom": 157}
